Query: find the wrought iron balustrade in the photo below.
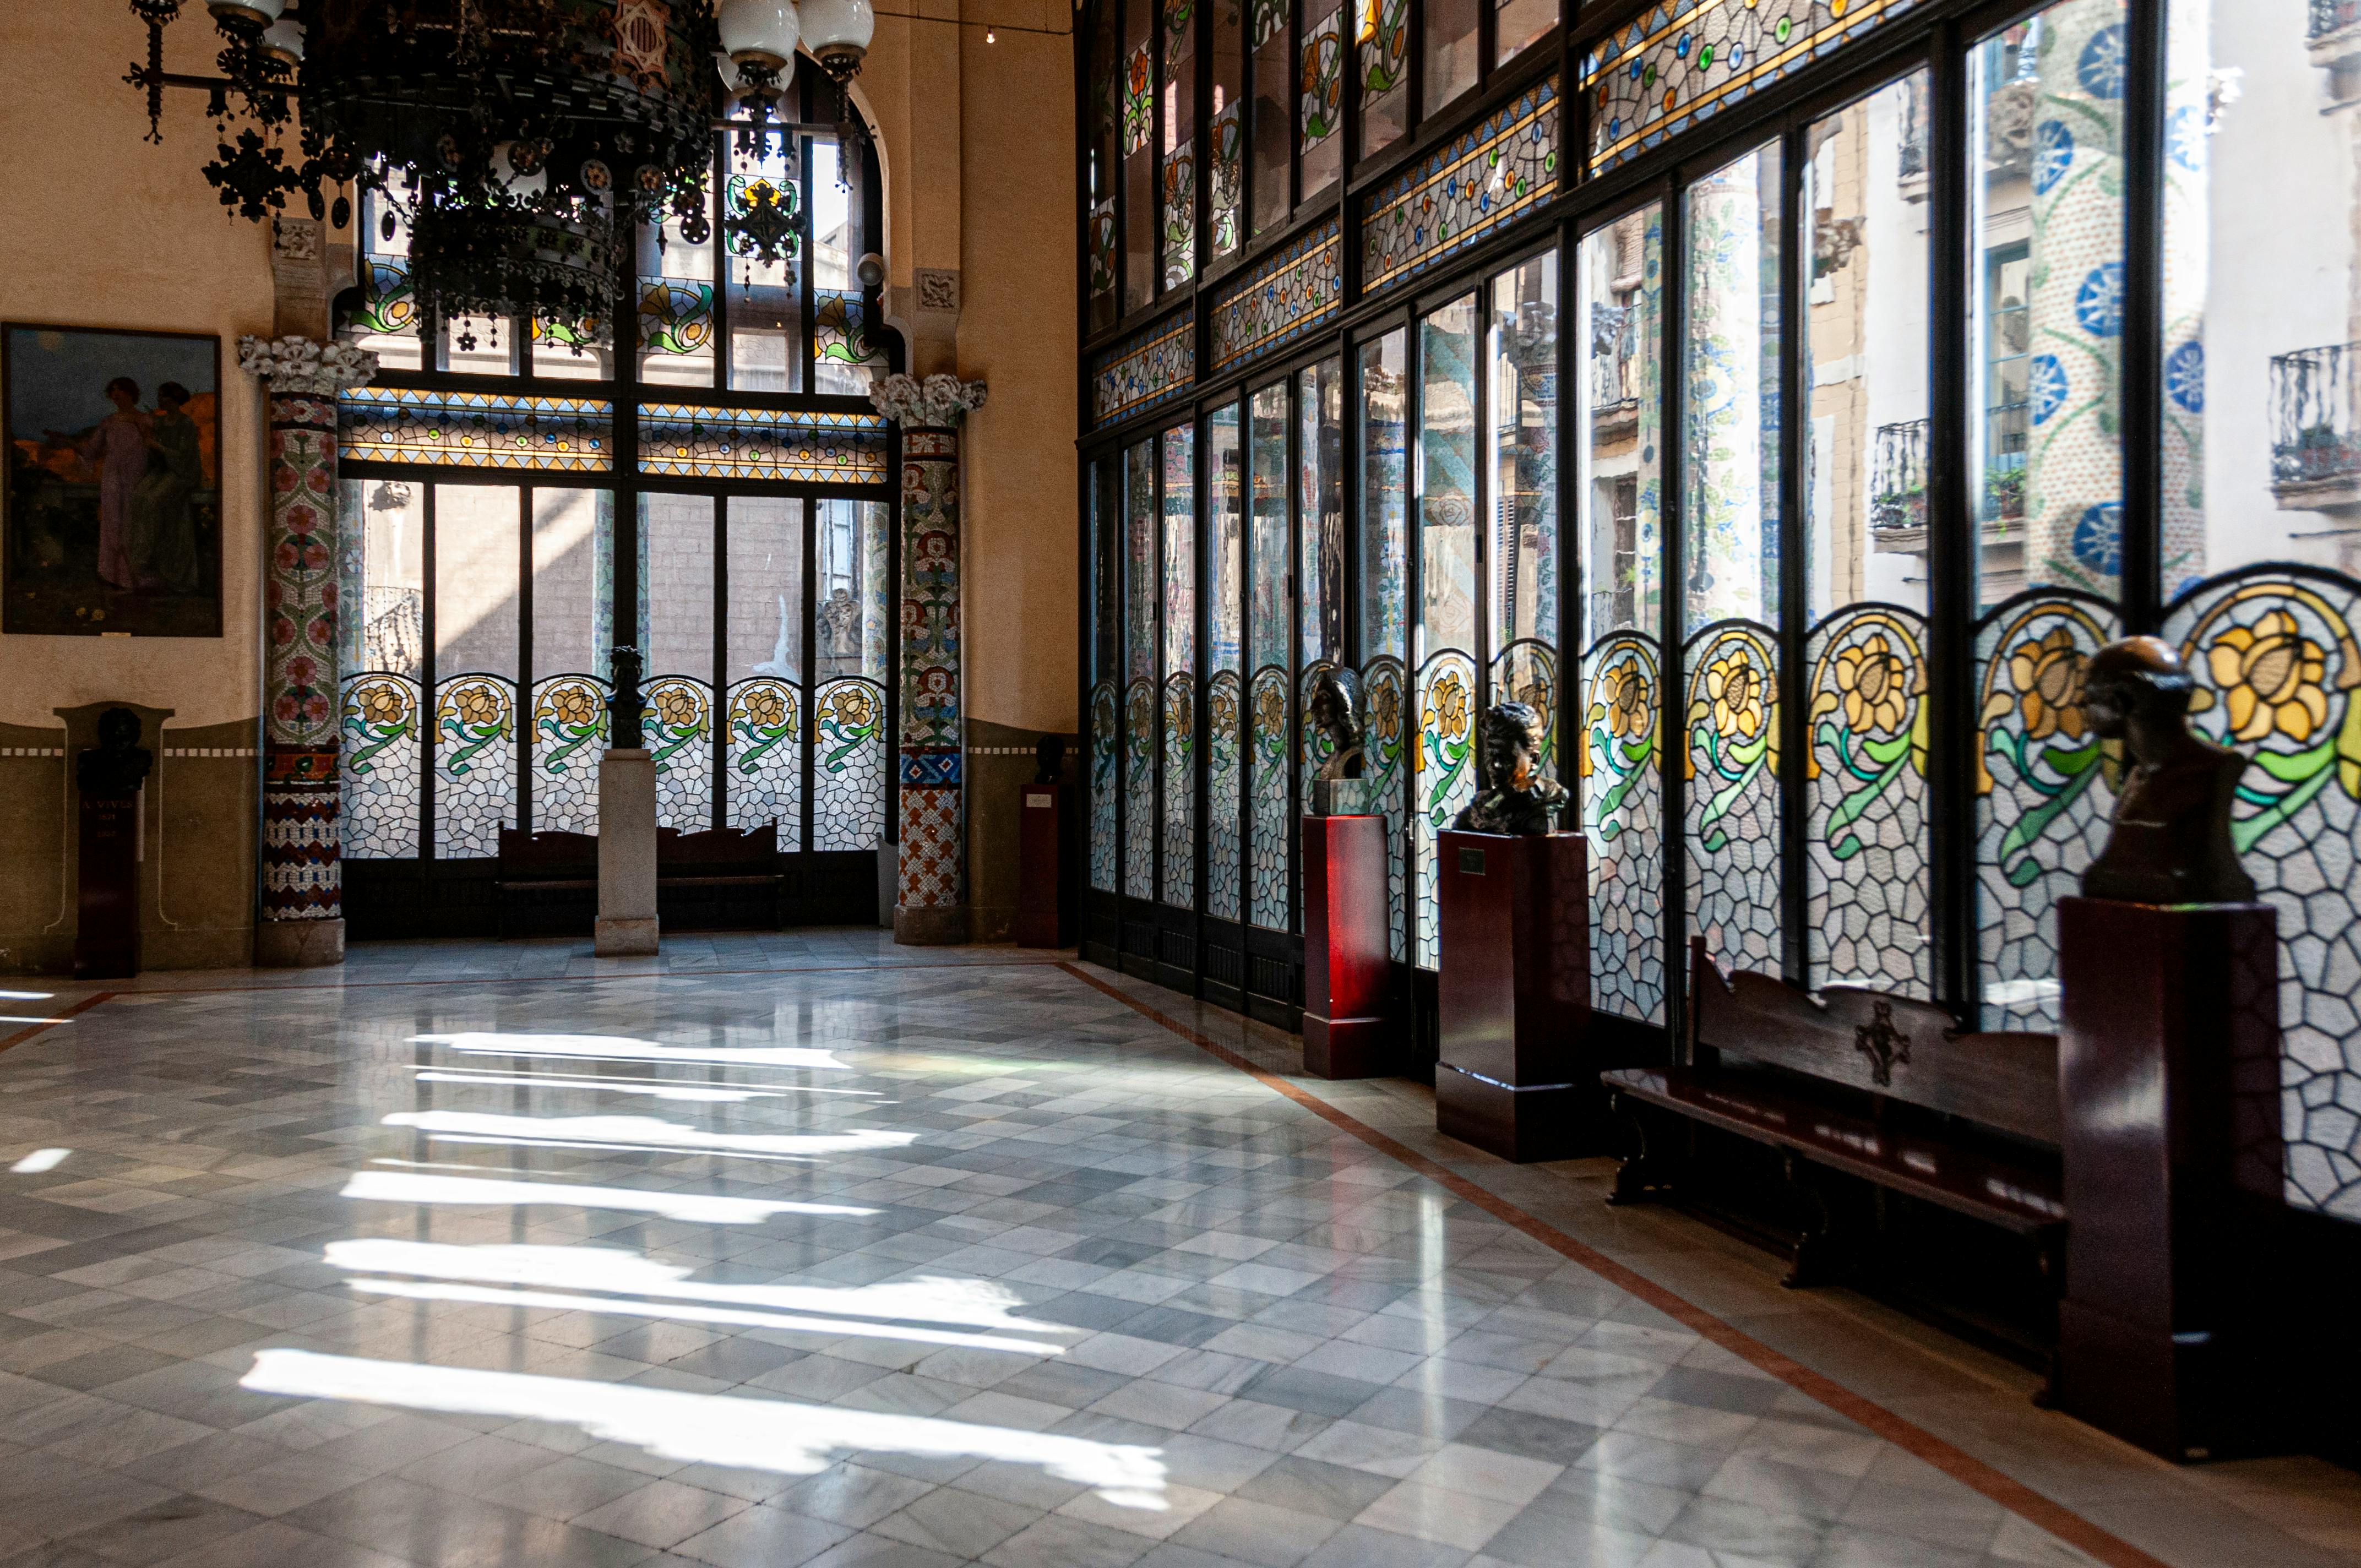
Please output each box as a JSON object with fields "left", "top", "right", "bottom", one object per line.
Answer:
{"left": 1872, "top": 418, "right": 1930, "bottom": 531}
{"left": 2271, "top": 342, "right": 2361, "bottom": 489}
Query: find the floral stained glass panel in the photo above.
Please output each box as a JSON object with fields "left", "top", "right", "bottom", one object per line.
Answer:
{"left": 1091, "top": 682, "right": 1120, "bottom": 892}
{"left": 1363, "top": 79, "right": 1559, "bottom": 296}
{"left": 531, "top": 674, "right": 610, "bottom": 835}
{"left": 1210, "top": 220, "right": 1344, "bottom": 372}
{"left": 645, "top": 676, "right": 714, "bottom": 831}
{"left": 1683, "top": 624, "right": 1780, "bottom": 977}
{"left": 1248, "top": 666, "right": 1291, "bottom": 929}
{"left": 814, "top": 677, "right": 886, "bottom": 850}
{"left": 726, "top": 677, "right": 802, "bottom": 835}
{"left": 433, "top": 674, "right": 515, "bottom": 858}
{"left": 341, "top": 673, "right": 421, "bottom": 859}
{"left": 1805, "top": 607, "right": 1931, "bottom": 994}
{"left": 340, "top": 389, "right": 613, "bottom": 472}
{"left": 1581, "top": 635, "right": 1663, "bottom": 1021}
{"left": 1363, "top": 656, "right": 1409, "bottom": 961}
{"left": 1413, "top": 651, "right": 1477, "bottom": 969}
{"left": 1207, "top": 671, "right": 1244, "bottom": 921}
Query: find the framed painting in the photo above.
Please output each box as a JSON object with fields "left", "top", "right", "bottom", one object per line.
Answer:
{"left": 4, "top": 324, "right": 223, "bottom": 637}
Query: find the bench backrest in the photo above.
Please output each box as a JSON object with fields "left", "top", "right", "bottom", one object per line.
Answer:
{"left": 1687, "top": 938, "right": 2061, "bottom": 1147}
{"left": 497, "top": 829, "right": 597, "bottom": 872}
{"left": 659, "top": 824, "right": 778, "bottom": 867}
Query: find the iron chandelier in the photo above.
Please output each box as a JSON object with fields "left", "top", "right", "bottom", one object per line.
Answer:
{"left": 123, "top": 0, "right": 875, "bottom": 346}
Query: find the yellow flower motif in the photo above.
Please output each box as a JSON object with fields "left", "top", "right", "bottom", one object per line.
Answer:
{"left": 1423, "top": 673, "right": 1469, "bottom": 742}
{"left": 1513, "top": 679, "right": 1552, "bottom": 744}
{"left": 1255, "top": 680, "right": 1286, "bottom": 737}
{"left": 1704, "top": 649, "right": 1764, "bottom": 741}
{"left": 2006, "top": 627, "right": 2087, "bottom": 742}
{"left": 830, "top": 687, "right": 877, "bottom": 733}
{"left": 654, "top": 685, "right": 703, "bottom": 732}
{"left": 2207, "top": 609, "right": 2330, "bottom": 744}
{"left": 542, "top": 682, "right": 599, "bottom": 731}
{"left": 359, "top": 681, "right": 411, "bottom": 727}
{"left": 1832, "top": 632, "right": 1912, "bottom": 737}
{"left": 738, "top": 687, "right": 789, "bottom": 733}
{"left": 1209, "top": 684, "right": 1238, "bottom": 731}
{"left": 1595, "top": 660, "right": 1651, "bottom": 740}
{"left": 1370, "top": 679, "right": 1401, "bottom": 745}
{"left": 444, "top": 682, "right": 503, "bottom": 732}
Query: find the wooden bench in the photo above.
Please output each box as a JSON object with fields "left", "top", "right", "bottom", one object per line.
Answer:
{"left": 494, "top": 825, "right": 785, "bottom": 934}
{"left": 1603, "top": 937, "right": 2064, "bottom": 1294}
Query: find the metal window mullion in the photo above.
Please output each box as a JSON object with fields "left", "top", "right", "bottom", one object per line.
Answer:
{"left": 421, "top": 483, "right": 439, "bottom": 859}
{"left": 2120, "top": 0, "right": 2166, "bottom": 632}
{"left": 518, "top": 485, "right": 535, "bottom": 836}
{"left": 1473, "top": 284, "right": 1493, "bottom": 718}
{"left": 802, "top": 496, "right": 819, "bottom": 855}
{"left": 1658, "top": 175, "right": 1687, "bottom": 1048}
{"left": 1927, "top": 24, "right": 1977, "bottom": 1017}
{"left": 1778, "top": 124, "right": 1809, "bottom": 992}
{"left": 1555, "top": 216, "right": 1577, "bottom": 816}
{"left": 714, "top": 496, "right": 730, "bottom": 832}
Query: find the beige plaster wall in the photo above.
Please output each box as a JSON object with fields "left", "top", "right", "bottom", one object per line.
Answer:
{"left": 0, "top": 4, "right": 274, "bottom": 731}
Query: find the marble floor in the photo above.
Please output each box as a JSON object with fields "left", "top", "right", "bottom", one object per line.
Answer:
{"left": 0, "top": 935, "right": 2352, "bottom": 1568}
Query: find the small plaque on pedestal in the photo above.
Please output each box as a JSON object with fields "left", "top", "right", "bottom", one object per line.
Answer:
{"left": 1302, "top": 813, "right": 1395, "bottom": 1077}
{"left": 1434, "top": 829, "right": 1591, "bottom": 1162}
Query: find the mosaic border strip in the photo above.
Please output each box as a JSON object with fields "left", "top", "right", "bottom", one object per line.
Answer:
{"left": 338, "top": 388, "right": 614, "bottom": 472}
{"left": 1362, "top": 76, "right": 1560, "bottom": 296}
{"left": 1581, "top": 0, "right": 1916, "bottom": 174}
{"left": 639, "top": 404, "right": 891, "bottom": 484}
{"left": 1091, "top": 305, "right": 1197, "bottom": 430}
{"left": 1209, "top": 217, "right": 1343, "bottom": 373}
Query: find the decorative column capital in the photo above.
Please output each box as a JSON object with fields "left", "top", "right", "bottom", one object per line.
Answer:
{"left": 869, "top": 372, "right": 988, "bottom": 428}
{"left": 237, "top": 334, "right": 379, "bottom": 398}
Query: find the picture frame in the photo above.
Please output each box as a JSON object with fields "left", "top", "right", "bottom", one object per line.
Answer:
{"left": 4, "top": 323, "right": 224, "bottom": 638}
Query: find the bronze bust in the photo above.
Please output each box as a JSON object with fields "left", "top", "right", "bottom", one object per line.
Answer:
{"left": 1308, "top": 667, "right": 1369, "bottom": 815}
{"left": 1033, "top": 734, "right": 1065, "bottom": 786}
{"left": 77, "top": 707, "right": 153, "bottom": 798}
{"left": 2081, "top": 635, "right": 2257, "bottom": 905}
{"left": 1452, "top": 700, "right": 1569, "bottom": 836}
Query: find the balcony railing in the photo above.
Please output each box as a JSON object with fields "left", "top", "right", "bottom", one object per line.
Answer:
{"left": 2314, "top": 0, "right": 2361, "bottom": 40}
{"left": 2272, "top": 342, "right": 2361, "bottom": 489}
{"left": 1872, "top": 418, "right": 1930, "bottom": 531}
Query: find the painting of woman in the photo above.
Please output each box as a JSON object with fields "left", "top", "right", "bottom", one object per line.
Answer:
{"left": 133, "top": 381, "right": 203, "bottom": 594}
{"left": 47, "top": 376, "right": 149, "bottom": 591}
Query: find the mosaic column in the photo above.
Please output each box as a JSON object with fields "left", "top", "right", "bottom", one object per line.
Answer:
{"left": 237, "top": 335, "right": 378, "bottom": 967}
{"left": 2027, "top": 0, "right": 2129, "bottom": 597}
{"left": 871, "top": 373, "right": 989, "bottom": 945}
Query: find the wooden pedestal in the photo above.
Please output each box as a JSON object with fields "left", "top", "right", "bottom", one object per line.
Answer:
{"left": 1302, "top": 814, "right": 1395, "bottom": 1078}
{"left": 1018, "top": 783, "right": 1071, "bottom": 949}
{"left": 75, "top": 791, "right": 141, "bottom": 980}
{"left": 1435, "top": 830, "right": 1591, "bottom": 1162}
{"left": 2056, "top": 896, "right": 2284, "bottom": 1461}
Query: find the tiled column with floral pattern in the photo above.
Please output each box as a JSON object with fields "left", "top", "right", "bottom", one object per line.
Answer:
{"left": 871, "top": 373, "right": 988, "bottom": 945}
{"left": 238, "top": 335, "right": 377, "bottom": 967}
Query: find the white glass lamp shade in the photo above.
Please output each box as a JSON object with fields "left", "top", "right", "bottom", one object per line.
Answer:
{"left": 260, "top": 17, "right": 304, "bottom": 66}
{"left": 716, "top": 48, "right": 795, "bottom": 95}
{"left": 208, "top": 0, "right": 286, "bottom": 26}
{"left": 717, "top": 0, "right": 799, "bottom": 69}
{"left": 797, "top": 0, "right": 873, "bottom": 57}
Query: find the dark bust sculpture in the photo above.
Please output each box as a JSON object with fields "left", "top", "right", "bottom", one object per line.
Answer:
{"left": 1033, "top": 734, "right": 1065, "bottom": 785}
{"left": 1308, "top": 667, "right": 1369, "bottom": 815}
{"left": 78, "top": 707, "right": 153, "bottom": 798}
{"left": 608, "top": 646, "right": 646, "bottom": 750}
{"left": 1452, "top": 700, "right": 1569, "bottom": 836}
{"left": 2081, "top": 635, "right": 2257, "bottom": 905}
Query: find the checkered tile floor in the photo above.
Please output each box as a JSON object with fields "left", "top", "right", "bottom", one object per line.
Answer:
{"left": 0, "top": 943, "right": 2293, "bottom": 1566}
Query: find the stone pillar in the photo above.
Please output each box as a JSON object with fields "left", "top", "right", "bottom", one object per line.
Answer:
{"left": 237, "top": 335, "right": 378, "bottom": 967}
{"left": 871, "top": 373, "right": 988, "bottom": 945}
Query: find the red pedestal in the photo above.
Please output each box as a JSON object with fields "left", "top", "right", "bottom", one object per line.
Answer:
{"left": 1435, "top": 830, "right": 1591, "bottom": 1162}
{"left": 1302, "top": 814, "right": 1396, "bottom": 1078}
{"left": 2056, "top": 896, "right": 2284, "bottom": 1461}
{"left": 75, "top": 791, "right": 141, "bottom": 981}
{"left": 1017, "top": 783, "right": 1071, "bottom": 948}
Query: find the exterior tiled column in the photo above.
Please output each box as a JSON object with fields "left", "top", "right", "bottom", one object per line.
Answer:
{"left": 238, "top": 335, "right": 377, "bottom": 967}
{"left": 872, "top": 373, "right": 988, "bottom": 946}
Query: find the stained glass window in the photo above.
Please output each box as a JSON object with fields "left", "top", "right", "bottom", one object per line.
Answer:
{"left": 1092, "top": 308, "right": 1198, "bottom": 429}
{"left": 1358, "top": 0, "right": 1408, "bottom": 156}
{"left": 1125, "top": 438, "right": 1160, "bottom": 898}
{"left": 1211, "top": 0, "right": 1245, "bottom": 260}
{"left": 1165, "top": 0, "right": 1200, "bottom": 291}
{"left": 1090, "top": 0, "right": 1126, "bottom": 333}
{"left": 1583, "top": 0, "right": 1920, "bottom": 175}
{"left": 727, "top": 134, "right": 803, "bottom": 394}
{"left": 1299, "top": 358, "right": 1344, "bottom": 665}
{"left": 1359, "top": 330, "right": 1411, "bottom": 961}
{"left": 639, "top": 181, "right": 717, "bottom": 388}
{"left": 340, "top": 389, "right": 614, "bottom": 472}
{"left": 1489, "top": 251, "right": 1560, "bottom": 785}
{"left": 1210, "top": 219, "right": 1343, "bottom": 371}
{"left": 640, "top": 494, "right": 717, "bottom": 830}
{"left": 1208, "top": 405, "right": 1245, "bottom": 923}
{"left": 1250, "top": 0, "right": 1290, "bottom": 238}
{"left": 1248, "top": 383, "right": 1292, "bottom": 930}
{"left": 1578, "top": 208, "right": 1664, "bottom": 1021}
{"left": 1300, "top": 0, "right": 1345, "bottom": 202}
{"left": 1090, "top": 458, "right": 1122, "bottom": 894}
{"left": 433, "top": 675, "right": 515, "bottom": 857}
{"left": 726, "top": 678, "right": 802, "bottom": 835}
{"left": 1363, "top": 79, "right": 1559, "bottom": 298}
{"left": 1162, "top": 426, "right": 1198, "bottom": 908}
{"left": 813, "top": 678, "right": 886, "bottom": 850}
{"left": 352, "top": 183, "right": 422, "bottom": 373}
{"left": 639, "top": 406, "right": 889, "bottom": 485}
{"left": 1125, "top": 0, "right": 1157, "bottom": 313}
{"left": 1414, "top": 295, "right": 1478, "bottom": 968}
{"left": 1424, "top": 0, "right": 1477, "bottom": 116}
{"left": 531, "top": 674, "right": 610, "bottom": 834}
{"left": 342, "top": 673, "right": 421, "bottom": 859}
